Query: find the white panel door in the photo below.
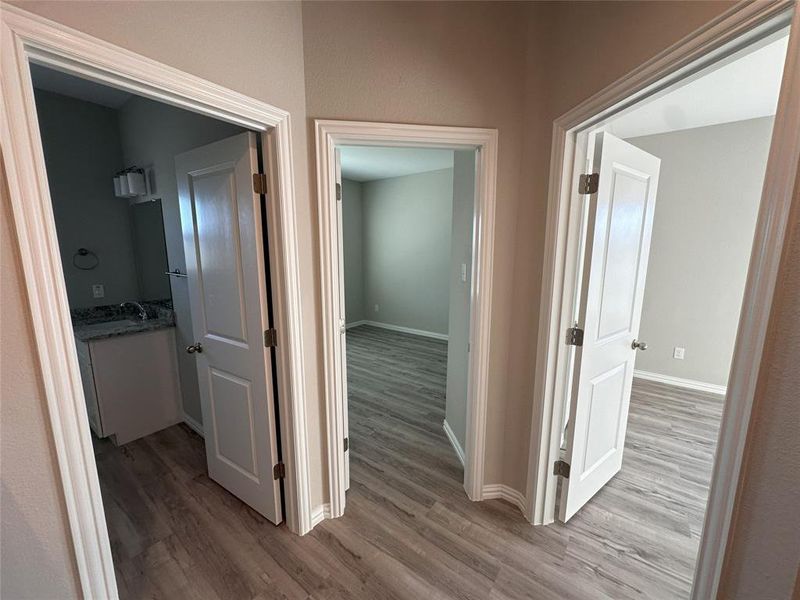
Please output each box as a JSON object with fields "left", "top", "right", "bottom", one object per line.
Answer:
{"left": 176, "top": 132, "right": 282, "bottom": 524}
{"left": 559, "top": 132, "right": 661, "bottom": 522}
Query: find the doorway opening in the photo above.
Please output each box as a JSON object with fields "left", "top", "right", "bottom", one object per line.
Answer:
{"left": 530, "top": 12, "right": 795, "bottom": 600}
{"left": 337, "top": 144, "right": 476, "bottom": 508}
{"left": 315, "top": 121, "right": 500, "bottom": 520}
{"left": 30, "top": 64, "right": 286, "bottom": 596}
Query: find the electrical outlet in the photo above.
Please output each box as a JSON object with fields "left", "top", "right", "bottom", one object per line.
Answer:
{"left": 92, "top": 283, "right": 105, "bottom": 299}
{"left": 461, "top": 263, "right": 468, "bottom": 283}
{"left": 673, "top": 346, "right": 685, "bottom": 360}
{"left": 374, "top": 304, "right": 379, "bottom": 313}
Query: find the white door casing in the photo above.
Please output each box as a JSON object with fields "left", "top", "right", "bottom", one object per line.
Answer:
{"left": 334, "top": 148, "right": 351, "bottom": 491}
{"left": 559, "top": 132, "right": 661, "bottom": 521}
{"left": 176, "top": 132, "right": 283, "bottom": 523}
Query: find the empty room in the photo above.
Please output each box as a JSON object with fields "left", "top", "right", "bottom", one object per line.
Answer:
{"left": 2, "top": 2, "right": 799, "bottom": 600}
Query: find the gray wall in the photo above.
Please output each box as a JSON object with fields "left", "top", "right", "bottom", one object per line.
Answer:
{"left": 628, "top": 117, "right": 774, "bottom": 387}
{"left": 445, "top": 152, "right": 476, "bottom": 449}
{"left": 117, "top": 95, "right": 245, "bottom": 426}
{"left": 361, "top": 169, "right": 454, "bottom": 335}
{"left": 34, "top": 90, "right": 138, "bottom": 308}
{"left": 341, "top": 178, "right": 365, "bottom": 323}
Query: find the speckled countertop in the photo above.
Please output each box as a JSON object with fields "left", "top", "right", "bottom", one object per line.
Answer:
{"left": 72, "top": 301, "right": 176, "bottom": 342}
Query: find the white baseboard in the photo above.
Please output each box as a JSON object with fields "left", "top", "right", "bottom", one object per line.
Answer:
{"left": 633, "top": 369, "right": 726, "bottom": 395}
{"left": 442, "top": 420, "right": 465, "bottom": 466}
{"left": 311, "top": 503, "right": 331, "bottom": 528}
{"left": 348, "top": 320, "right": 448, "bottom": 341}
{"left": 482, "top": 484, "right": 527, "bottom": 514}
{"left": 182, "top": 412, "right": 204, "bottom": 437}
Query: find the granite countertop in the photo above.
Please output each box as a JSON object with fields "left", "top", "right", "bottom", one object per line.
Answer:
{"left": 73, "top": 317, "right": 175, "bottom": 342}
{"left": 71, "top": 301, "right": 176, "bottom": 342}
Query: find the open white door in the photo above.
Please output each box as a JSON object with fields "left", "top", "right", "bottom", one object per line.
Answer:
{"left": 334, "top": 148, "right": 351, "bottom": 491}
{"left": 559, "top": 132, "right": 661, "bottom": 522}
{"left": 176, "top": 132, "right": 282, "bottom": 524}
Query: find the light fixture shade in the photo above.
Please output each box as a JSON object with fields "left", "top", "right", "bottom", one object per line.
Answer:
{"left": 127, "top": 171, "right": 146, "bottom": 196}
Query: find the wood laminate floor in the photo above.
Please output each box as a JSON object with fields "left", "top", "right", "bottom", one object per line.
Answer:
{"left": 98, "top": 324, "right": 723, "bottom": 599}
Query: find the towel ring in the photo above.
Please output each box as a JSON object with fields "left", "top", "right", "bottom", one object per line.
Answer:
{"left": 72, "top": 248, "right": 99, "bottom": 270}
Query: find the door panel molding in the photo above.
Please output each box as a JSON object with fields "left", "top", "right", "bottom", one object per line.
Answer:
{"left": 315, "top": 119, "right": 498, "bottom": 521}
{"left": 527, "top": 3, "right": 800, "bottom": 600}
{"left": 0, "top": 6, "right": 312, "bottom": 597}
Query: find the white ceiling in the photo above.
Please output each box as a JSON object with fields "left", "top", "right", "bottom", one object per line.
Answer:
{"left": 30, "top": 64, "right": 133, "bottom": 109}
{"left": 610, "top": 33, "right": 788, "bottom": 139}
{"left": 340, "top": 146, "right": 455, "bottom": 182}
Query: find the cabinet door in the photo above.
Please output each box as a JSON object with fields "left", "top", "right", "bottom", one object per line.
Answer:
{"left": 75, "top": 340, "right": 103, "bottom": 437}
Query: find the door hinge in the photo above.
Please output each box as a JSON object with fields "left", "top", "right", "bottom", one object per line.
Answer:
{"left": 253, "top": 172, "right": 268, "bottom": 195}
{"left": 264, "top": 328, "right": 277, "bottom": 347}
{"left": 578, "top": 173, "right": 599, "bottom": 194}
{"left": 343, "top": 437, "right": 349, "bottom": 452}
{"left": 566, "top": 326, "right": 584, "bottom": 347}
{"left": 335, "top": 182, "right": 342, "bottom": 201}
{"left": 273, "top": 462, "right": 285, "bottom": 480}
{"left": 553, "top": 460, "right": 571, "bottom": 478}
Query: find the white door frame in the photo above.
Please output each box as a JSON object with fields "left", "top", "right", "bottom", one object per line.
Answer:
{"left": 315, "top": 120, "right": 498, "bottom": 519}
{"left": 0, "top": 6, "right": 314, "bottom": 598}
{"left": 526, "top": 2, "right": 800, "bottom": 600}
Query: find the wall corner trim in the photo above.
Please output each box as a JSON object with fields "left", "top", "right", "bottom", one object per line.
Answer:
{"left": 310, "top": 503, "right": 332, "bottom": 528}
{"left": 182, "top": 412, "right": 205, "bottom": 437}
{"left": 443, "top": 420, "right": 465, "bottom": 466}
{"left": 481, "top": 484, "right": 528, "bottom": 515}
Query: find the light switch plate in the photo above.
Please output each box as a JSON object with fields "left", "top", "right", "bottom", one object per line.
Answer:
{"left": 92, "top": 283, "right": 105, "bottom": 299}
{"left": 374, "top": 304, "right": 379, "bottom": 313}
{"left": 673, "top": 346, "right": 685, "bottom": 360}
{"left": 461, "top": 263, "right": 468, "bottom": 282}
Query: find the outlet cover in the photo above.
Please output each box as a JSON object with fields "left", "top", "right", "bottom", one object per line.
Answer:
{"left": 374, "top": 304, "right": 379, "bottom": 313}
{"left": 92, "top": 283, "right": 105, "bottom": 299}
{"left": 673, "top": 346, "right": 685, "bottom": 360}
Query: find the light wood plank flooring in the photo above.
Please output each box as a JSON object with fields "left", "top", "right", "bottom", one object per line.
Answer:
{"left": 97, "top": 324, "right": 723, "bottom": 599}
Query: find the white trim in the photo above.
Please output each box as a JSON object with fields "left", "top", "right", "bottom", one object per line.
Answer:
{"left": 0, "top": 6, "right": 314, "bottom": 596}
{"left": 315, "top": 120, "right": 498, "bottom": 523}
{"left": 345, "top": 320, "right": 368, "bottom": 329}
{"left": 310, "top": 503, "right": 332, "bottom": 528}
{"left": 482, "top": 484, "right": 527, "bottom": 514}
{"left": 442, "top": 420, "right": 465, "bottom": 466}
{"left": 633, "top": 370, "right": 727, "bottom": 396}
{"left": 182, "top": 412, "right": 205, "bottom": 438}
{"left": 525, "top": 3, "right": 800, "bottom": 600}
{"left": 351, "top": 320, "right": 448, "bottom": 341}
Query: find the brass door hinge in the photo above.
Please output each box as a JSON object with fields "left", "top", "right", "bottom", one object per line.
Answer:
{"left": 578, "top": 173, "right": 599, "bottom": 194}
{"left": 273, "top": 462, "right": 285, "bottom": 480}
{"left": 253, "top": 172, "right": 268, "bottom": 195}
{"left": 553, "top": 460, "right": 571, "bottom": 478}
{"left": 566, "top": 326, "right": 584, "bottom": 347}
{"left": 264, "top": 328, "right": 277, "bottom": 348}
{"left": 343, "top": 437, "right": 349, "bottom": 452}
{"left": 336, "top": 182, "right": 342, "bottom": 201}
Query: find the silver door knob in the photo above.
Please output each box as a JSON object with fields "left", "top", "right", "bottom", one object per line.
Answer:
{"left": 186, "top": 342, "right": 203, "bottom": 354}
{"left": 631, "top": 339, "right": 648, "bottom": 351}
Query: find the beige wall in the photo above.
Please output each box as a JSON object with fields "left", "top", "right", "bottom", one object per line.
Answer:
{"left": 1, "top": 158, "right": 82, "bottom": 598}
{"left": 303, "top": 0, "right": 529, "bottom": 487}
{"left": 3, "top": 1, "right": 797, "bottom": 598}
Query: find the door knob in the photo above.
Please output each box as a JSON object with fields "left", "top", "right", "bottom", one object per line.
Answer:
{"left": 186, "top": 342, "right": 203, "bottom": 354}
{"left": 631, "top": 339, "right": 648, "bottom": 351}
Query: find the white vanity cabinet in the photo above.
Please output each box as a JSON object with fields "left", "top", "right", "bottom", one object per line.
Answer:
{"left": 75, "top": 327, "right": 182, "bottom": 445}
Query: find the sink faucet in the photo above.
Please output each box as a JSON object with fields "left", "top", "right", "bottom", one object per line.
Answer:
{"left": 120, "top": 301, "right": 148, "bottom": 321}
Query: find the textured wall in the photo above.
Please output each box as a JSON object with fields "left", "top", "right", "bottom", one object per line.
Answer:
{"left": 445, "top": 151, "right": 476, "bottom": 449}
{"left": 1, "top": 158, "right": 82, "bottom": 598}
{"left": 34, "top": 90, "right": 136, "bottom": 308}
{"left": 629, "top": 118, "right": 773, "bottom": 387}
{"left": 303, "top": 0, "right": 528, "bottom": 486}
{"left": 341, "top": 178, "right": 365, "bottom": 324}
{"left": 362, "top": 169, "right": 454, "bottom": 335}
